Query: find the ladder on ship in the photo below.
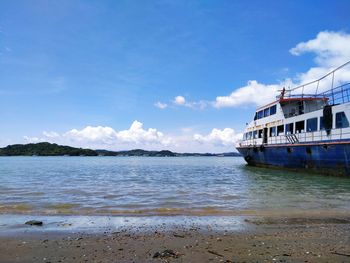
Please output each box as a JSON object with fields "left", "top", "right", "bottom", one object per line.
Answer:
{"left": 285, "top": 134, "right": 299, "bottom": 144}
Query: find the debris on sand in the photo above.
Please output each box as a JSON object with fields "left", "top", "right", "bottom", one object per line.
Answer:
{"left": 153, "top": 249, "right": 179, "bottom": 258}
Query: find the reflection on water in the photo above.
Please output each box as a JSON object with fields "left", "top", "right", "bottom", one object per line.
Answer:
{"left": 0, "top": 157, "right": 350, "bottom": 215}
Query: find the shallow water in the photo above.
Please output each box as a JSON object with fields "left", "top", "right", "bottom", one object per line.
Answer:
{"left": 1, "top": 156, "right": 350, "bottom": 216}
{"left": 0, "top": 214, "right": 246, "bottom": 236}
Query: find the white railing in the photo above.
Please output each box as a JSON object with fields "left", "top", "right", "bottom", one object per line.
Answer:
{"left": 238, "top": 128, "right": 350, "bottom": 147}
{"left": 282, "top": 60, "right": 350, "bottom": 103}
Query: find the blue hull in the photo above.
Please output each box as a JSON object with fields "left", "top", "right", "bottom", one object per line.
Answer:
{"left": 237, "top": 140, "right": 350, "bottom": 176}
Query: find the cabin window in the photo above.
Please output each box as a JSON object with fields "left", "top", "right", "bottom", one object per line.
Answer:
{"left": 306, "top": 118, "right": 318, "bottom": 132}
{"left": 253, "top": 130, "right": 258, "bottom": 139}
{"left": 298, "top": 101, "right": 304, "bottom": 115}
{"left": 277, "top": 125, "right": 284, "bottom": 135}
{"left": 264, "top": 108, "right": 270, "bottom": 117}
{"left": 258, "top": 129, "right": 263, "bottom": 138}
{"left": 285, "top": 123, "right": 294, "bottom": 134}
{"left": 335, "top": 112, "right": 349, "bottom": 128}
{"left": 248, "top": 131, "right": 252, "bottom": 139}
{"left": 320, "top": 117, "right": 325, "bottom": 130}
{"left": 295, "top": 120, "right": 305, "bottom": 133}
{"left": 270, "top": 105, "right": 277, "bottom": 115}
{"left": 269, "top": 127, "right": 276, "bottom": 137}
{"left": 254, "top": 112, "right": 257, "bottom": 121}
{"left": 257, "top": 111, "right": 263, "bottom": 119}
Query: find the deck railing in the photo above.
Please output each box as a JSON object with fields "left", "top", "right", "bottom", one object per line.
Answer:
{"left": 318, "top": 83, "right": 350, "bottom": 105}
{"left": 239, "top": 127, "right": 350, "bottom": 147}
{"left": 280, "top": 60, "right": 350, "bottom": 105}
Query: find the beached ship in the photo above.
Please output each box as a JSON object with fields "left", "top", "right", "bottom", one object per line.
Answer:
{"left": 236, "top": 61, "right": 350, "bottom": 175}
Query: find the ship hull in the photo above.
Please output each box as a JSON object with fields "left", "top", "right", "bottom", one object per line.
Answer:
{"left": 236, "top": 140, "right": 350, "bottom": 176}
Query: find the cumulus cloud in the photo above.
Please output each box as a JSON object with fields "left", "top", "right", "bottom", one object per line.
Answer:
{"left": 194, "top": 128, "right": 242, "bottom": 147}
{"left": 116, "top": 121, "right": 170, "bottom": 145}
{"left": 214, "top": 30, "right": 350, "bottom": 108}
{"left": 24, "top": 121, "right": 172, "bottom": 150}
{"left": 214, "top": 81, "right": 281, "bottom": 108}
{"left": 289, "top": 31, "right": 350, "bottom": 94}
{"left": 24, "top": 121, "right": 241, "bottom": 152}
{"left": 174, "top": 95, "right": 186, "bottom": 105}
{"left": 64, "top": 126, "right": 118, "bottom": 144}
{"left": 289, "top": 31, "right": 350, "bottom": 67}
{"left": 154, "top": 101, "right": 168, "bottom": 109}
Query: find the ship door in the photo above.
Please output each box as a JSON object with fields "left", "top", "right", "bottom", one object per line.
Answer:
{"left": 263, "top": 128, "right": 268, "bottom": 144}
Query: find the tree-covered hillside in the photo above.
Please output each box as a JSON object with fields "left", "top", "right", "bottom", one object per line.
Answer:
{"left": 0, "top": 142, "right": 98, "bottom": 156}
{"left": 0, "top": 142, "right": 241, "bottom": 157}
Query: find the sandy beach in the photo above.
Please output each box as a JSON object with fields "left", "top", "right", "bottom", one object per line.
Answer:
{"left": 1, "top": 215, "right": 350, "bottom": 263}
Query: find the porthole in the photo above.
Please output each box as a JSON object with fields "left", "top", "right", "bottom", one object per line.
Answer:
{"left": 287, "top": 147, "right": 292, "bottom": 153}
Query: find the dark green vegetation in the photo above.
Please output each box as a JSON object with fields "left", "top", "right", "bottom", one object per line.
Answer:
{"left": 0, "top": 142, "right": 241, "bottom": 157}
{"left": 0, "top": 143, "right": 97, "bottom": 156}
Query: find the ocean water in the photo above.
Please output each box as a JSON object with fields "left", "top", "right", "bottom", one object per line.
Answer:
{"left": 1, "top": 156, "right": 350, "bottom": 216}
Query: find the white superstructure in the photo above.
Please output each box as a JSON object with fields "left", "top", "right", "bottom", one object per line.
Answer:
{"left": 238, "top": 61, "right": 350, "bottom": 148}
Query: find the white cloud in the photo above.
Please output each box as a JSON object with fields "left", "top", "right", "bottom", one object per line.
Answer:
{"left": 214, "top": 30, "right": 350, "bottom": 108}
{"left": 154, "top": 101, "right": 168, "bottom": 109}
{"left": 214, "top": 81, "right": 281, "bottom": 108}
{"left": 194, "top": 128, "right": 242, "bottom": 147}
{"left": 289, "top": 31, "right": 350, "bottom": 67}
{"left": 23, "top": 136, "right": 41, "bottom": 143}
{"left": 289, "top": 31, "right": 350, "bottom": 94}
{"left": 64, "top": 126, "right": 118, "bottom": 143}
{"left": 172, "top": 95, "right": 208, "bottom": 109}
{"left": 174, "top": 95, "right": 186, "bottom": 105}
{"left": 43, "top": 131, "right": 60, "bottom": 138}
{"left": 24, "top": 121, "right": 171, "bottom": 150}
{"left": 115, "top": 120, "right": 170, "bottom": 145}
{"left": 23, "top": 121, "right": 240, "bottom": 152}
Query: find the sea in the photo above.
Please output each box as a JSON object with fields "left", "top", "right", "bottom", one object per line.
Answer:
{"left": 1, "top": 156, "right": 350, "bottom": 217}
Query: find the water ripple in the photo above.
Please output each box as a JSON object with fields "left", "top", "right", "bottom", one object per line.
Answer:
{"left": 0, "top": 156, "right": 350, "bottom": 216}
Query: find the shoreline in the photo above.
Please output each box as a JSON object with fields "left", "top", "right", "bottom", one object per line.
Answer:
{"left": 1, "top": 207, "right": 350, "bottom": 217}
{"left": 0, "top": 216, "right": 350, "bottom": 263}
{"left": 1, "top": 214, "right": 350, "bottom": 262}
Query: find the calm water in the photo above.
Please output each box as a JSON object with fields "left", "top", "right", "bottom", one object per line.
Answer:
{"left": 1, "top": 156, "right": 350, "bottom": 216}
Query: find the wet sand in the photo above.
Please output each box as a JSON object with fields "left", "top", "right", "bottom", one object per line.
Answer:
{"left": 1, "top": 216, "right": 350, "bottom": 262}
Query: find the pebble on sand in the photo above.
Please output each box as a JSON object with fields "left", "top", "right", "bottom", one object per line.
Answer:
{"left": 25, "top": 220, "right": 43, "bottom": 226}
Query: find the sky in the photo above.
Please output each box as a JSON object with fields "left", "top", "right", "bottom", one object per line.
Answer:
{"left": 1, "top": 0, "right": 350, "bottom": 152}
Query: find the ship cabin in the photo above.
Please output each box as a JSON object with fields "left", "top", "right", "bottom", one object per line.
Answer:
{"left": 240, "top": 95, "right": 350, "bottom": 147}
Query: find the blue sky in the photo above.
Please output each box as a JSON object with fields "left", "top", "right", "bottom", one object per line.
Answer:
{"left": 1, "top": 0, "right": 350, "bottom": 152}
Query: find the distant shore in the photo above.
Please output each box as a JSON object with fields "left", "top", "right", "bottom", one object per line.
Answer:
{"left": 0, "top": 142, "right": 241, "bottom": 157}
{"left": 0, "top": 214, "right": 349, "bottom": 262}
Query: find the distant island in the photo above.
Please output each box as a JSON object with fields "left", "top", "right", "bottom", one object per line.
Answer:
{"left": 0, "top": 142, "right": 241, "bottom": 157}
